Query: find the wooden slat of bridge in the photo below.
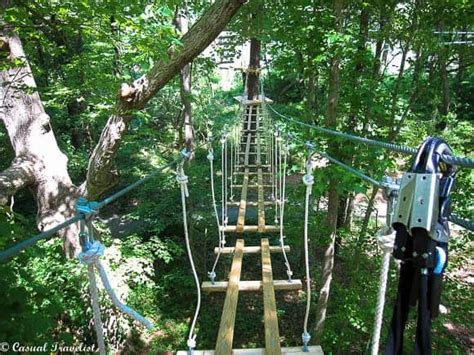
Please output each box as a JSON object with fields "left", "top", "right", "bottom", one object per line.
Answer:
{"left": 194, "top": 101, "right": 324, "bottom": 355}
{"left": 215, "top": 239, "right": 245, "bottom": 354}
{"left": 236, "top": 107, "right": 253, "bottom": 233}
{"left": 261, "top": 238, "right": 281, "bottom": 354}
{"left": 177, "top": 346, "right": 323, "bottom": 354}
{"left": 255, "top": 107, "right": 266, "bottom": 233}
{"left": 214, "top": 245, "right": 290, "bottom": 254}
{"left": 202, "top": 279, "right": 302, "bottom": 292}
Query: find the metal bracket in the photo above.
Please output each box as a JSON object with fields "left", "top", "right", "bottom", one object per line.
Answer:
{"left": 392, "top": 173, "right": 440, "bottom": 239}
{"left": 392, "top": 173, "right": 416, "bottom": 227}
{"left": 409, "top": 173, "right": 440, "bottom": 237}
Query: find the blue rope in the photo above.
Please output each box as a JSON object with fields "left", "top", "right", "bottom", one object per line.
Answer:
{"left": 0, "top": 147, "right": 197, "bottom": 263}
{"left": 301, "top": 138, "right": 474, "bottom": 232}
{"left": 0, "top": 215, "right": 83, "bottom": 262}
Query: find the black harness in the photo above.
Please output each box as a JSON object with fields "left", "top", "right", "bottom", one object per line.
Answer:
{"left": 384, "top": 137, "right": 456, "bottom": 355}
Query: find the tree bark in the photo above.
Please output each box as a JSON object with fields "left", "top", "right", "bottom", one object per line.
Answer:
{"left": 246, "top": 38, "right": 261, "bottom": 100}
{"left": 85, "top": 0, "right": 246, "bottom": 199}
{"left": 0, "top": 25, "right": 80, "bottom": 256}
{"left": 175, "top": 3, "right": 194, "bottom": 152}
{"left": 0, "top": 0, "right": 247, "bottom": 257}
{"left": 312, "top": 0, "right": 343, "bottom": 343}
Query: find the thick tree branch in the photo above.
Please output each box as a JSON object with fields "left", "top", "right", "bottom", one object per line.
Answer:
{"left": 85, "top": 0, "right": 246, "bottom": 199}
{"left": 0, "top": 155, "right": 36, "bottom": 204}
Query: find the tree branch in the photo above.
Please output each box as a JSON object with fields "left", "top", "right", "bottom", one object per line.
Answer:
{"left": 84, "top": 0, "right": 246, "bottom": 199}
{"left": 0, "top": 155, "right": 36, "bottom": 205}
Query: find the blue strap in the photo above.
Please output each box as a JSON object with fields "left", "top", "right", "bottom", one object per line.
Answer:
{"left": 433, "top": 247, "right": 446, "bottom": 275}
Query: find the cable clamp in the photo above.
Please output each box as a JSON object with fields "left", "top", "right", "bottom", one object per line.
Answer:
{"left": 181, "top": 148, "right": 191, "bottom": 160}
{"left": 304, "top": 141, "right": 315, "bottom": 151}
{"left": 302, "top": 331, "right": 311, "bottom": 352}
{"left": 76, "top": 197, "right": 99, "bottom": 218}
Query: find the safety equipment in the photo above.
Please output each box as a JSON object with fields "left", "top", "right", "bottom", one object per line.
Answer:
{"left": 385, "top": 137, "right": 456, "bottom": 355}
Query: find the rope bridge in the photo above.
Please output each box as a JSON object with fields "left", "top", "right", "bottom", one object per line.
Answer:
{"left": 0, "top": 71, "right": 472, "bottom": 354}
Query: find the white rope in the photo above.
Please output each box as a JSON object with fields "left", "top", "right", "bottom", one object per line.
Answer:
{"left": 87, "top": 264, "right": 106, "bottom": 355}
{"left": 274, "top": 130, "right": 280, "bottom": 224}
{"left": 230, "top": 132, "right": 234, "bottom": 200}
{"left": 224, "top": 137, "right": 228, "bottom": 225}
{"left": 302, "top": 159, "right": 314, "bottom": 351}
{"left": 279, "top": 144, "right": 293, "bottom": 281}
{"left": 371, "top": 226, "right": 396, "bottom": 355}
{"left": 78, "top": 240, "right": 155, "bottom": 329}
{"left": 95, "top": 260, "right": 154, "bottom": 329}
{"left": 207, "top": 147, "right": 225, "bottom": 283}
{"left": 177, "top": 166, "right": 201, "bottom": 352}
{"left": 220, "top": 135, "right": 226, "bottom": 230}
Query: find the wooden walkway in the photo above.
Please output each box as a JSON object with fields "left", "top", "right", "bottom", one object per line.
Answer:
{"left": 196, "top": 101, "right": 323, "bottom": 355}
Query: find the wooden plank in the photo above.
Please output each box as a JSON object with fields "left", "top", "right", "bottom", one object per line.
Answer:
{"left": 215, "top": 239, "right": 245, "bottom": 355}
{"left": 261, "top": 238, "right": 281, "bottom": 354}
{"left": 214, "top": 245, "right": 290, "bottom": 255}
{"left": 221, "top": 225, "right": 280, "bottom": 233}
{"left": 228, "top": 201, "right": 273, "bottom": 207}
{"left": 202, "top": 279, "right": 302, "bottom": 292}
{"left": 257, "top": 132, "right": 266, "bottom": 233}
{"left": 231, "top": 184, "right": 273, "bottom": 188}
{"left": 177, "top": 346, "right": 323, "bottom": 355}
{"left": 233, "top": 172, "right": 272, "bottom": 175}
{"left": 235, "top": 164, "right": 271, "bottom": 168}
{"left": 236, "top": 167, "right": 249, "bottom": 233}
{"left": 236, "top": 114, "right": 252, "bottom": 232}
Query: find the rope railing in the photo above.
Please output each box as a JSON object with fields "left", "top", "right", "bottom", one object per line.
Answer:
{"left": 0, "top": 146, "right": 202, "bottom": 263}
{"left": 267, "top": 104, "right": 474, "bottom": 169}
{"left": 298, "top": 138, "right": 474, "bottom": 232}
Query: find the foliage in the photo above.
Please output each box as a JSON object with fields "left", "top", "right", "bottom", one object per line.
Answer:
{"left": 0, "top": 0, "right": 472, "bottom": 354}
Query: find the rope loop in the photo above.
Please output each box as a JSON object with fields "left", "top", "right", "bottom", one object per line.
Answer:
{"left": 78, "top": 241, "right": 105, "bottom": 265}
{"left": 207, "top": 151, "right": 214, "bottom": 161}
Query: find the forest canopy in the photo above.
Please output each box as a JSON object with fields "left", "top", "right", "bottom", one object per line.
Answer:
{"left": 0, "top": 0, "right": 472, "bottom": 354}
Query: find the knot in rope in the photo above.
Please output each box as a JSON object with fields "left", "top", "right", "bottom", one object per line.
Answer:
{"left": 376, "top": 226, "right": 396, "bottom": 252}
{"left": 302, "top": 174, "right": 314, "bottom": 187}
{"left": 176, "top": 173, "right": 189, "bottom": 197}
{"left": 78, "top": 241, "right": 105, "bottom": 265}
{"left": 220, "top": 134, "right": 227, "bottom": 145}
{"left": 187, "top": 335, "right": 197, "bottom": 353}
{"left": 76, "top": 197, "right": 100, "bottom": 218}
{"left": 207, "top": 151, "right": 214, "bottom": 161}
{"left": 302, "top": 331, "right": 311, "bottom": 351}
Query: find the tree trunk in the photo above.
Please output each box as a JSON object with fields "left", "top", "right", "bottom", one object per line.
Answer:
{"left": 246, "top": 38, "right": 261, "bottom": 100}
{"left": 312, "top": 0, "right": 343, "bottom": 343}
{"left": 0, "top": 25, "right": 81, "bottom": 256}
{"left": 175, "top": 4, "right": 194, "bottom": 152}
{"left": 0, "top": 0, "right": 246, "bottom": 257}
{"left": 436, "top": 26, "right": 450, "bottom": 131}
{"left": 359, "top": 187, "right": 378, "bottom": 242}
